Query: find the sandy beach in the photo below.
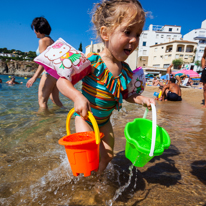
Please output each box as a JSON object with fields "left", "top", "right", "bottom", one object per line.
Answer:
{"left": 145, "top": 85, "right": 204, "bottom": 110}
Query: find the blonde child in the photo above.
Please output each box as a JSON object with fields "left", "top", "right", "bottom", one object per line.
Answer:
{"left": 56, "top": 0, "right": 155, "bottom": 172}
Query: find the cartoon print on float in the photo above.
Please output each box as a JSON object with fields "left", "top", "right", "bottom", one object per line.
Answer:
{"left": 44, "top": 42, "right": 82, "bottom": 69}
{"left": 128, "top": 67, "right": 146, "bottom": 97}
{"left": 134, "top": 76, "right": 144, "bottom": 94}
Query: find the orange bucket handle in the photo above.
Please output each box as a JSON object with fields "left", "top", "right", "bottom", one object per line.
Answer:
{"left": 66, "top": 108, "right": 101, "bottom": 145}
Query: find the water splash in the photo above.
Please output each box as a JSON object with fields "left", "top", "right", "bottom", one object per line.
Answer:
{"left": 106, "top": 158, "right": 138, "bottom": 206}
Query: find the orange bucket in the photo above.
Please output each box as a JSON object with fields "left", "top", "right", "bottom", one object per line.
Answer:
{"left": 58, "top": 108, "right": 104, "bottom": 177}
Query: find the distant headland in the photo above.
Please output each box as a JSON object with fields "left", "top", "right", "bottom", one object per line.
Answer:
{"left": 0, "top": 48, "right": 38, "bottom": 77}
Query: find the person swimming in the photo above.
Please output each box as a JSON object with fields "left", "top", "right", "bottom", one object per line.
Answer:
{"left": 6, "top": 76, "right": 23, "bottom": 85}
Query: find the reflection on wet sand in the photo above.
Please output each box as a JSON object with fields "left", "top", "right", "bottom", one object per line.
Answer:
{"left": 0, "top": 90, "right": 206, "bottom": 205}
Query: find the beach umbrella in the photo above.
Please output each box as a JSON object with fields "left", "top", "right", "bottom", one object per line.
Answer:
{"left": 172, "top": 69, "right": 200, "bottom": 77}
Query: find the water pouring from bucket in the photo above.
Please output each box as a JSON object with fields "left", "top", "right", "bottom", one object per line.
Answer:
{"left": 124, "top": 104, "right": 170, "bottom": 167}
{"left": 58, "top": 108, "right": 104, "bottom": 177}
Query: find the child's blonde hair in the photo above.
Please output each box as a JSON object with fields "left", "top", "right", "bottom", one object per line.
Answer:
{"left": 92, "top": 0, "right": 145, "bottom": 40}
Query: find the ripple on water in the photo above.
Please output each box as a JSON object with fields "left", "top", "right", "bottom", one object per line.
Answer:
{"left": 1, "top": 75, "right": 206, "bottom": 205}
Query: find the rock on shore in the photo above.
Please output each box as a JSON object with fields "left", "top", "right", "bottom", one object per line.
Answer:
{"left": 0, "top": 60, "right": 38, "bottom": 77}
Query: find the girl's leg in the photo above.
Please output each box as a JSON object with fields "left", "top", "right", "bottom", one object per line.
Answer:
{"left": 38, "top": 73, "right": 57, "bottom": 109}
{"left": 49, "top": 83, "right": 64, "bottom": 107}
{"left": 99, "top": 120, "right": 114, "bottom": 173}
{"left": 75, "top": 116, "right": 93, "bottom": 132}
{"left": 75, "top": 117, "right": 114, "bottom": 173}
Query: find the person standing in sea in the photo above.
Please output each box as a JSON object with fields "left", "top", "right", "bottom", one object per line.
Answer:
{"left": 200, "top": 47, "right": 206, "bottom": 108}
{"left": 26, "top": 17, "right": 65, "bottom": 111}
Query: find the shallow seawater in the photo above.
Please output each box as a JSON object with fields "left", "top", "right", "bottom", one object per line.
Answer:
{"left": 0, "top": 75, "right": 206, "bottom": 206}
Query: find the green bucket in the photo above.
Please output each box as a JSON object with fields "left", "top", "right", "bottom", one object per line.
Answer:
{"left": 124, "top": 104, "right": 170, "bottom": 167}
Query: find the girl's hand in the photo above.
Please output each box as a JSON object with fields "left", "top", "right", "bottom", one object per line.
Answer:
{"left": 142, "top": 97, "right": 156, "bottom": 110}
{"left": 74, "top": 94, "right": 91, "bottom": 119}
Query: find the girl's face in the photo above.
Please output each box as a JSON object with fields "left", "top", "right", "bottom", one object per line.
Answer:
{"left": 105, "top": 13, "right": 144, "bottom": 63}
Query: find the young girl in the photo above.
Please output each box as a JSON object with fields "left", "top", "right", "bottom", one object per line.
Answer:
{"left": 56, "top": 0, "right": 155, "bottom": 172}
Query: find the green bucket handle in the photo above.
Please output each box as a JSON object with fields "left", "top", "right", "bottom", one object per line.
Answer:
{"left": 142, "top": 103, "right": 157, "bottom": 157}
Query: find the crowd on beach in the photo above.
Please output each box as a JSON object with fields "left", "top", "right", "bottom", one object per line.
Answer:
{"left": 149, "top": 58, "right": 206, "bottom": 103}
{"left": 1, "top": 0, "right": 206, "bottom": 175}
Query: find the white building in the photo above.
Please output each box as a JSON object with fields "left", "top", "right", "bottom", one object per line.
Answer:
{"left": 85, "top": 41, "right": 139, "bottom": 71}
{"left": 148, "top": 40, "right": 197, "bottom": 69}
{"left": 138, "top": 24, "right": 182, "bottom": 67}
{"left": 183, "top": 20, "right": 206, "bottom": 71}
{"left": 0, "top": 53, "right": 13, "bottom": 57}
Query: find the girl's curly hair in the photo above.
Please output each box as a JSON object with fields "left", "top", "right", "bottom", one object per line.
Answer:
{"left": 92, "top": 0, "right": 145, "bottom": 40}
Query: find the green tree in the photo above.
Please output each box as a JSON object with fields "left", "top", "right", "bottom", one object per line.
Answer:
{"left": 78, "top": 42, "right": 83, "bottom": 52}
{"left": 172, "top": 58, "right": 183, "bottom": 69}
{"left": 195, "top": 60, "right": 201, "bottom": 67}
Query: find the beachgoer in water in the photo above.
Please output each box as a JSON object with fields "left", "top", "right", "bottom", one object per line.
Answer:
{"left": 26, "top": 17, "right": 65, "bottom": 110}
{"left": 56, "top": 0, "right": 155, "bottom": 173}
{"left": 161, "top": 78, "right": 182, "bottom": 101}
{"left": 200, "top": 47, "right": 206, "bottom": 108}
{"left": 174, "top": 73, "right": 187, "bottom": 85}
{"left": 0, "top": 79, "right": 2, "bottom": 83}
{"left": 166, "top": 64, "right": 173, "bottom": 84}
{"left": 6, "top": 76, "right": 23, "bottom": 85}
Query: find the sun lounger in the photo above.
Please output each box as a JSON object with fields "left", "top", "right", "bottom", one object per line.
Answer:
{"left": 180, "top": 78, "right": 191, "bottom": 88}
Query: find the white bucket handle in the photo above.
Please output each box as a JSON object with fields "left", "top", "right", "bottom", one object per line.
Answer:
{"left": 143, "top": 103, "right": 157, "bottom": 157}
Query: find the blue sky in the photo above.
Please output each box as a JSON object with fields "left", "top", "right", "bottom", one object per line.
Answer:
{"left": 0, "top": 0, "right": 205, "bottom": 53}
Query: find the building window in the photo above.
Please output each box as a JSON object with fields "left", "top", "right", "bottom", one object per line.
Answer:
{"left": 162, "top": 47, "right": 164, "bottom": 49}
{"left": 160, "top": 55, "right": 163, "bottom": 58}
{"left": 153, "top": 56, "right": 157, "bottom": 60}
{"left": 143, "top": 33, "right": 147, "bottom": 38}
{"left": 97, "top": 49, "right": 100, "bottom": 53}
{"left": 169, "top": 54, "right": 172, "bottom": 57}
{"left": 163, "top": 64, "right": 170, "bottom": 68}
{"left": 177, "top": 28, "right": 179, "bottom": 31}
{"left": 155, "top": 42, "right": 158, "bottom": 45}
{"left": 143, "top": 50, "right": 147, "bottom": 55}
{"left": 161, "top": 35, "right": 164, "bottom": 38}
{"left": 156, "top": 34, "right": 159, "bottom": 39}
{"left": 166, "top": 35, "right": 171, "bottom": 39}
{"left": 175, "top": 54, "right": 179, "bottom": 58}
{"left": 165, "top": 55, "right": 168, "bottom": 59}
{"left": 177, "top": 47, "right": 182, "bottom": 52}
{"left": 143, "top": 42, "right": 147, "bottom": 46}
{"left": 169, "top": 28, "right": 172, "bottom": 32}
{"left": 189, "top": 55, "right": 193, "bottom": 58}
{"left": 154, "top": 48, "right": 157, "bottom": 52}
{"left": 167, "top": 47, "right": 172, "bottom": 52}
{"left": 153, "top": 64, "right": 160, "bottom": 67}
{"left": 184, "top": 55, "right": 188, "bottom": 59}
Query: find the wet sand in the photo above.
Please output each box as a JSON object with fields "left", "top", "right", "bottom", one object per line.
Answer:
{"left": 0, "top": 86, "right": 206, "bottom": 205}
{"left": 112, "top": 86, "right": 206, "bottom": 206}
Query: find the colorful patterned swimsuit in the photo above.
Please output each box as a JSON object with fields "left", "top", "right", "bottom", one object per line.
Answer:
{"left": 78, "top": 53, "right": 133, "bottom": 127}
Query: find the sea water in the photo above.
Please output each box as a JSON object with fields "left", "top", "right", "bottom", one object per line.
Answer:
{"left": 0, "top": 74, "right": 142, "bottom": 205}
{"left": 1, "top": 74, "right": 205, "bottom": 205}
